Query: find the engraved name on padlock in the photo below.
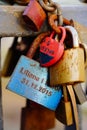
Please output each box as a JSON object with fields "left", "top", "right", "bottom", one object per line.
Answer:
{"left": 23, "top": 0, "right": 46, "bottom": 31}
{"left": 40, "top": 26, "right": 66, "bottom": 67}
{"left": 50, "top": 26, "right": 85, "bottom": 85}
{"left": 7, "top": 56, "right": 62, "bottom": 110}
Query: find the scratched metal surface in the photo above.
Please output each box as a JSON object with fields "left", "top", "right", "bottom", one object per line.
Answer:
{"left": 0, "top": 3, "right": 87, "bottom": 37}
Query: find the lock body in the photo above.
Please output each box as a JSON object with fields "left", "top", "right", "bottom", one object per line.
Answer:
{"left": 7, "top": 55, "right": 62, "bottom": 110}
{"left": 23, "top": 0, "right": 46, "bottom": 31}
{"left": 55, "top": 99, "right": 73, "bottom": 126}
{"left": 40, "top": 27, "right": 66, "bottom": 67}
{"left": 50, "top": 48, "right": 85, "bottom": 85}
{"left": 55, "top": 86, "right": 74, "bottom": 126}
{"left": 40, "top": 35, "right": 63, "bottom": 67}
{"left": 21, "top": 107, "right": 55, "bottom": 130}
{"left": 2, "top": 36, "right": 34, "bottom": 77}
{"left": 2, "top": 47, "right": 16, "bottom": 76}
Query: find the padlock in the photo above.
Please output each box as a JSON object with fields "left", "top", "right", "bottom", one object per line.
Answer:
{"left": 56, "top": 85, "right": 80, "bottom": 129}
{"left": 2, "top": 36, "right": 35, "bottom": 77}
{"left": 21, "top": 106, "right": 55, "bottom": 130}
{"left": 20, "top": 32, "right": 57, "bottom": 130}
{"left": 2, "top": 37, "right": 18, "bottom": 77}
{"left": 73, "top": 83, "right": 87, "bottom": 104}
{"left": 23, "top": 0, "right": 46, "bottom": 31}
{"left": 55, "top": 85, "right": 73, "bottom": 126}
{"left": 7, "top": 32, "right": 62, "bottom": 111}
{"left": 7, "top": 56, "right": 62, "bottom": 110}
{"left": 50, "top": 26, "right": 85, "bottom": 85}
{"left": 40, "top": 26, "right": 66, "bottom": 67}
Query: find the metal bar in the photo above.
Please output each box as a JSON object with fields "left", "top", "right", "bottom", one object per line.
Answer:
{"left": 0, "top": 5, "right": 87, "bottom": 37}
{"left": 0, "top": 6, "right": 34, "bottom": 37}
{"left": 0, "top": 5, "right": 49, "bottom": 37}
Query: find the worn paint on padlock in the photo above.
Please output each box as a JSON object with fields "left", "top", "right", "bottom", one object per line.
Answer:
{"left": 50, "top": 48, "right": 85, "bottom": 85}
{"left": 7, "top": 56, "right": 62, "bottom": 110}
{"left": 40, "top": 26, "right": 66, "bottom": 67}
{"left": 23, "top": 0, "right": 46, "bottom": 31}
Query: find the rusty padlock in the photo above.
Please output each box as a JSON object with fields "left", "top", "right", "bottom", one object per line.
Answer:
{"left": 23, "top": 0, "right": 46, "bottom": 31}
{"left": 50, "top": 26, "right": 85, "bottom": 85}
{"left": 21, "top": 106, "right": 55, "bottom": 130}
{"left": 7, "top": 32, "right": 62, "bottom": 111}
{"left": 55, "top": 85, "right": 73, "bottom": 126}
{"left": 40, "top": 26, "right": 66, "bottom": 67}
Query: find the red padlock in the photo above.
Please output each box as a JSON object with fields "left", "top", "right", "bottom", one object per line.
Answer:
{"left": 23, "top": 0, "right": 46, "bottom": 31}
{"left": 40, "top": 26, "right": 66, "bottom": 67}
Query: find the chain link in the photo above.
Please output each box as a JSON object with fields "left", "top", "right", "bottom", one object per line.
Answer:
{"left": 49, "top": 2, "right": 63, "bottom": 26}
{"left": 38, "top": 0, "right": 63, "bottom": 35}
{"left": 38, "top": 0, "right": 56, "bottom": 12}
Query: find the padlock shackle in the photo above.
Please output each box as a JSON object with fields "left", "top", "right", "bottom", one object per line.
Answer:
{"left": 65, "top": 26, "right": 79, "bottom": 47}
{"left": 58, "top": 26, "right": 66, "bottom": 44}
{"left": 49, "top": 26, "right": 66, "bottom": 42}
{"left": 50, "top": 31, "right": 55, "bottom": 38}
{"left": 26, "top": 31, "right": 50, "bottom": 58}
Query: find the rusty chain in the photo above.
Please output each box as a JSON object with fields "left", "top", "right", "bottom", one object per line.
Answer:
{"left": 38, "top": 0, "right": 63, "bottom": 35}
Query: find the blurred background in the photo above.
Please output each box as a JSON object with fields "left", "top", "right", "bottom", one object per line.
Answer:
{"left": 1, "top": 0, "right": 87, "bottom": 130}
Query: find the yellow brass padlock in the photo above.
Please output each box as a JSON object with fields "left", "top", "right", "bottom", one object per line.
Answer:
{"left": 55, "top": 85, "right": 73, "bottom": 126}
{"left": 50, "top": 26, "right": 85, "bottom": 85}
